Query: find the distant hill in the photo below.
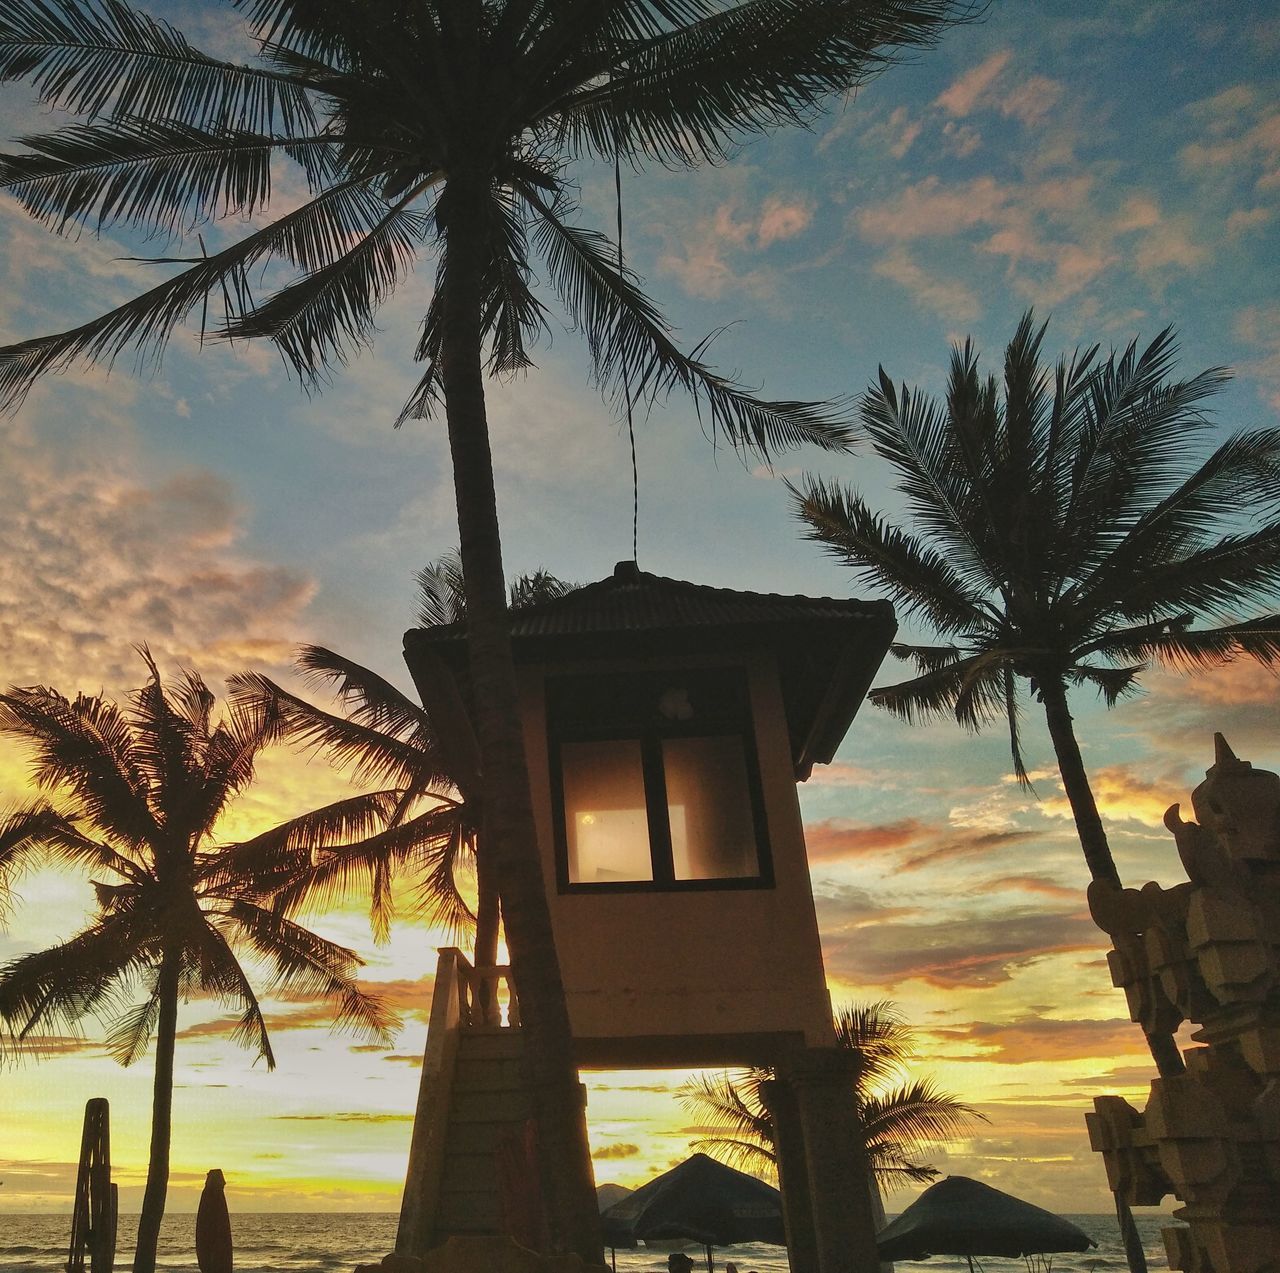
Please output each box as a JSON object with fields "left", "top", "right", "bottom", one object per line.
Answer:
{"left": 596, "top": 1183, "right": 632, "bottom": 1213}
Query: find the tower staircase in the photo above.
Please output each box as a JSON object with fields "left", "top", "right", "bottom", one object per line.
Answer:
{"left": 397, "top": 950, "right": 534, "bottom": 1255}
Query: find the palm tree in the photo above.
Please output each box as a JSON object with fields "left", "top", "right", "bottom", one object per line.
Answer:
{"left": 0, "top": 654, "right": 396, "bottom": 1273}
{"left": 679, "top": 1002, "right": 983, "bottom": 1190}
{"left": 0, "top": 2, "right": 976, "bottom": 1252}
{"left": 227, "top": 552, "right": 573, "bottom": 968}
{"left": 789, "top": 312, "right": 1280, "bottom": 1081}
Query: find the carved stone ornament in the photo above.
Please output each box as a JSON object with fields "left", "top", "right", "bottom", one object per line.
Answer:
{"left": 1085, "top": 736, "right": 1280, "bottom": 1273}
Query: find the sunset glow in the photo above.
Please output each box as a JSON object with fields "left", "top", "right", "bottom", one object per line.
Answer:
{"left": 3, "top": 0, "right": 1278, "bottom": 1229}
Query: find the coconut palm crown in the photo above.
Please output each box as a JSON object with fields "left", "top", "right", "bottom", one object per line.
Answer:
{"left": 0, "top": 0, "right": 960, "bottom": 445}
{"left": 679, "top": 1002, "right": 983, "bottom": 1190}
{"left": 0, "top": 653, "right": 395, "bottom": 1273}
{"left": 792, "top": 313, "right": 1280, "bottom": 881}
{"left": 790, "top": 314, "right": 1280, "bottom": 1079}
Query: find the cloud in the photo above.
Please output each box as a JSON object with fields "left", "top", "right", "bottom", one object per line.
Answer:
{"left": 973, "top": 875, "right": 1081, "bottom": 901}
{"left": 1039, "top": 764, "right": 1186, "bottom": 830}
{"left": 274, "top": 1111, "right": 413, "bottom": 1123}
{"left": 655, "top": 192, "right": 812, "bottom": 300}
{"left": 756, "top": 196, "right": 812, "bottom": 247}
{"left": 1235, "top": 302, "right": 1280, "bottom": 410}
{"left": 935, "top": 51, "right": 1012, "bottom": 117}
{"left": 931, "top": 1016, "right": 1149, "bottom": 1063}
{"left": 1180, "top": 90, "right": 1280, "bottom": 184}
{"left": 593, "top": 1142, "right": 642, "bottom": 1160}
{"left": 1000, "top": 76, "right": 1064, "bottom": 127}
{"left": 805, "top": 817, "right": 928, "bottom": 862}
{"left": 858, "top": 177, "right": 1009, "bottom": 243}
{"left": 0, "top": 427, "right": 315, "bottom": 703}
{"left": 871, "top": 246, "right": 981, "bottom": 323}
{"left": 818, "top": 891, "right": 1099, "bottom": 989}
{"left": 899, "top": 829, "right": 1040, "bottom": 873}
{"left": 804, "top": 760, "right": 896, "bottom": 789}
{"left": 1061, "top": 1064, "right": 1159, "bottom": 1091}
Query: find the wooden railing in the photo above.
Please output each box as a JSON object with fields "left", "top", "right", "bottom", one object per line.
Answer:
{"left": 453, "top": 950, "right": 521, "bottom": 1028}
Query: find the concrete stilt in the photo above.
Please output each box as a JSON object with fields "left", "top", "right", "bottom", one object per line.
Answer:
{"left": 760, "top": 1078, "right": 819, "bottom": 1273}
{"left": 788, "top": 1048, "right": 882, "bottom": 1273}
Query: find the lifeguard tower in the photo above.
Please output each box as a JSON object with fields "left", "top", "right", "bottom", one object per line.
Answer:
{"left": 397, "top": 562, "right": 896, "bottom": 1273}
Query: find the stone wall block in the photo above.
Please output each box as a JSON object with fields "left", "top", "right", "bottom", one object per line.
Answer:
{"left": 1186, "top": 889, "right": 1274, "bottom": 1006}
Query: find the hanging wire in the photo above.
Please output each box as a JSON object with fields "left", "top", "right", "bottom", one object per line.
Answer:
{"left": 614, "top": 142, "right": 639, "bottom": 565}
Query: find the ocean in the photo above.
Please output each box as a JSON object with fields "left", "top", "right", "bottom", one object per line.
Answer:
{"left": 0, "top": 1212, "right": 1179, "bottom": 1272}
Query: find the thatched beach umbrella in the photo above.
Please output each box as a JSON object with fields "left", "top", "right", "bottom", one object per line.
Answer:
{"left": 601, "top": 1153, "right": 784, "bottom": 1272}
{"left": 876, "top": 1176, "right": 1095, "bottom": 1270}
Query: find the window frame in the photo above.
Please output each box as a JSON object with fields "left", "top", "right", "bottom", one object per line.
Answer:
{"left": 547, "top": 666, "right": 775, "bottom": 894}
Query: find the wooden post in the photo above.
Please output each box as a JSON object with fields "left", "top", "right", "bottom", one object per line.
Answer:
{"left": 67, "top": 1098, "right": 115, "bottom": 1273}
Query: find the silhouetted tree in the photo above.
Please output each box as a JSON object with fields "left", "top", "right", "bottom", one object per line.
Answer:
{"left": 0, "top": 654, "right": 395, "bottom": 1273}
{"left": 0, "top": 2, "right": 977, "bottom": 1251}
{"left": 228, "top": 552, "right": 573, "bottom": 966}
{"left": 680, "top": 1002, "right": 982, "bottom": 1187}
{"left": 791, "top": 312, "right": 1280, "bottom": 1079}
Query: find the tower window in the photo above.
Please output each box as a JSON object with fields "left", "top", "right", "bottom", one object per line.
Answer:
{"left": 548, "top": 669, "right": 772, "bottom": 892}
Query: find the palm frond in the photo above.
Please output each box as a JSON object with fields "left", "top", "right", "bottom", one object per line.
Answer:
{"left": 102, "top": 974, "right": 160, "bottom": 1065}
{"left": 0, "top": 686, "right": 157, "bottom": 848}
{"left": 0, "top": 176, "right": 392, "bottom": 410}
{"left": 789, "top": 476, "right": 989, "bottom": 634}
{"left": 524, "top": 186, "right": 854, "bottom": 458}
{"left": 221, "top": 192, "right": 429, "bottom": 382}
{"left": 293, "top": 647, "right": 432, "bottom": 740}
{"left": 0, "top": 914, "right": 149, "bottom": 1038}
{"left": 862, "top": 1079, "right": 986, "bottom": 1157}
{"left": 1098, "top": 615, "right": 1280, "bottom": 674}
{"left": 415, "top": 550, "right": 468, "bottom": 627}
{"left": 227, "top": 670, "right": 438, "bottom": 790}
{"left": 210, "top": 788, "right": 403, "bottom": 898}
{"left": 0, "top": 0, "right": 316, "bottom": 132}
{"left": 1, "top": 119, "right": 342, "bottom": 237}
{"left": 1103, "top": 524, "right": 1280, "bottom": 624}
{"left": 0, "top": 802, "right": 137, "bottom": 904}
{"left": 859, "top": 359, "right": 1005, "bottom": 597}
{"left": 224, "top": 899, "right": 397, "bottom": 1042}
{"left": 1065, "top": 662, "right": 1145, "bottom": 707}
{"left": 869, "top": 653, "right": 993, "bottom": 727}
{"left": 185, "top": 915, "right": 276, "bottom": 1066}
{"left": 262, "top": 802, "right": 474, "bottom": 942}
{"left": 1067, "top": 429, "right": 1280, "bottom": 619}
{"left": 558, "top": 0, "right": 975, "bottom": 167}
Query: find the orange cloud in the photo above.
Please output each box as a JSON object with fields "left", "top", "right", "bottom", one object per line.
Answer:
{"left": 935, "top": 50, "right": 1012, "bottom": 117}
{"left": 1040, "top": 765, "right": 1182, "bottom": 830}
{"left": 757, "top": 196, "right": 812, "bottom": 247}
{"left": 931, "top": 1016, "right": 1149, "bottom": 1064}
{"left": 818, "top": 896, "right": 1099, "bottom": 990}
{"left": 805, "top": 817, "right": 928, "bottom": 862}
{"left": 974, "top": 875, "right": 1081, "bottom": 901}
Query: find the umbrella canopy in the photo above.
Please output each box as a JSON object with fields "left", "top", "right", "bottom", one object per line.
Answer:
{"left": 876, "top": 1176, "right": 1096, "bottom": 1261}
{"left": 601, "top": 1153, "right": 786, "bottom": 1249}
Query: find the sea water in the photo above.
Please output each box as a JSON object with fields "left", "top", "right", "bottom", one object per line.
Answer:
{"left": 0, "top": 1212, "right": 1178, "bottom": 1272}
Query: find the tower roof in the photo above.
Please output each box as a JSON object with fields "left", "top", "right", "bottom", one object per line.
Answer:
{"left": 403, "top": 561, "right": 896, "bottom": 779}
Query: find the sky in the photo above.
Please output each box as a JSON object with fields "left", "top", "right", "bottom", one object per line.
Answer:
{"left": 2, "top": 0, "right": 1279, "bottom": 1225}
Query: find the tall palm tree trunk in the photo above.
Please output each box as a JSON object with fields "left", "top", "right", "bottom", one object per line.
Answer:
{"left": 474, "top": 840, "right": 501, "bottom": 968}
{"left": 438, "top": 170, "right": 601, "bottom": 1263}
{"left": 1038, "top": 678, "right": 1185, "bottom": 1074}
{"left": 133, "top": 953, "right": 180, "bottom": 1273}
{"left": 1039, "top": 678, "right": 1173, "bottom": 1273}
{"left": 1038, "top": 679, "right": 1121, "bottom": 890}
